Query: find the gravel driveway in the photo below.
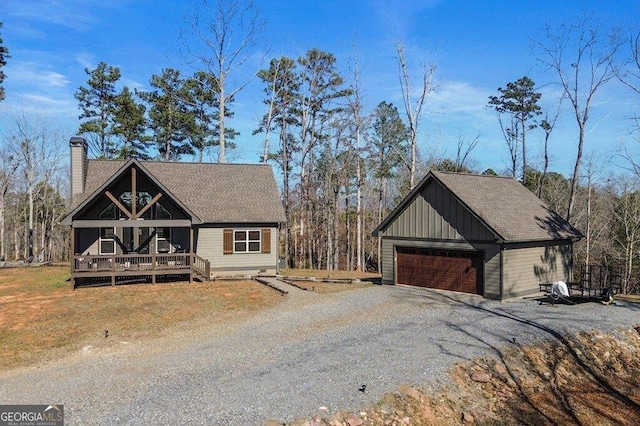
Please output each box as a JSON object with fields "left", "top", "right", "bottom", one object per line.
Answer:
{"left": 1, "top": 282, "right": 638, "bottom": 425}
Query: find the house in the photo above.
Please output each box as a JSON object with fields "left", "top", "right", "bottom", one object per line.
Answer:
{"left": 373, "top": 170, "right": 583, "bottom": 300}
{"left": 61, "top": 137, "right": 286, "bottom": 287}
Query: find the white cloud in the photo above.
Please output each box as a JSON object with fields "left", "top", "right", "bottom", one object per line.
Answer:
{"left": 8, "top": 61, "right": 70, "bottom": 88}
{"left": 5, "top": 0, "right": 98, "bottom": 32}
{"left": 15, "top": 93, "right": 71, "bottom": 107}
{"left": 75, "top": 54, "right": 95, "bottom": 71}
{"left": 426, "top": 80, "right": 496, "bottom": 128}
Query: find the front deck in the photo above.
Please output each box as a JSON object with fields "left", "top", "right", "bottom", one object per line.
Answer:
{"left": 72, "top": 253, "right": 210, "bottom": 287}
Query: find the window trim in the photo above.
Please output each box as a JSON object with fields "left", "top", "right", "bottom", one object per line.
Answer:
{"left": 99, "top": 227, "right": 116, "bottom": 255}
{"left": 233, "top": 229, "right": 261, "bottom": 253}
{"left": 156, "top": 227, "right": 172, "bottom": 254}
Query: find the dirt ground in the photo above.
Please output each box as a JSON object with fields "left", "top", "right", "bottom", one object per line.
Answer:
{"left": 0, "top": 265, "right": 282, "bottom": 371}
{"left": 288, "top": 326, "right": 640, "bottom": 426}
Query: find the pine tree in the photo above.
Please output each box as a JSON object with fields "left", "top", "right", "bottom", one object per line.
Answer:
{"left": 139, "top": 69, "right": 193, "bottom": 161}
{"left": 75, "top": 62, "right": 122, "bottom": 158}
{"left": 0, "top": 22, "right": 10, "bottom": 102}
{"left": 488, "top": 76, "right": 542, "bottom": 186}
{"left": 112, "top": 87, "right": 150, "bottom": 159}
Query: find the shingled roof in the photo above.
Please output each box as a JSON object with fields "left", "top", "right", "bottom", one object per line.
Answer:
{"left": 375, "top": 170, "right": 583, "bottom": 243}
{"left": 65, "top": 159, "right": 286, "bottom": 224}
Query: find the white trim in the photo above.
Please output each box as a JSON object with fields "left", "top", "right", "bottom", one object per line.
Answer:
{"left": 156, "top": 226, "right": 172, "bottom": 254}
{"left": 99, "top": 227, "right": 116, "bottom": 255}
{"left": 233, "top": 229, "right": 261, "bottom": 253}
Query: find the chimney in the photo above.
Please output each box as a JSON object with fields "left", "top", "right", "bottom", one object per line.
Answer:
{"left": 70, "top": 136, "right": 88, "bottom": 196}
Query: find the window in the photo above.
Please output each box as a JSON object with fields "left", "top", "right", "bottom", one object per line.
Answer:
{"left": 233, "top": 230, "right": 261, "bottom": 253}
{"left": 156, "top": 203, "right": 172, "bottom": 219}
{"left": 99, "top": 228, "right": 116, "bottom": 255}
{"left": 119, "top": 191, "right": 152, "bottom": 219}
{"left": 156, "top": 227, "right": 172, "bottom": 253}
{"left": 99, "top": 203, "right": 116, "bottom": 219}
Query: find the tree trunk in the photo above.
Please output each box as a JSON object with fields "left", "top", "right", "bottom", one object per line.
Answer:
{"left": 566, "top": 124, "right": 585, "bottom": 221}
{"left": 219, "top": 83, "right": 226, "bottom": 163}
{"left": 28, "top": 181, "right": 34, "bottom": 259}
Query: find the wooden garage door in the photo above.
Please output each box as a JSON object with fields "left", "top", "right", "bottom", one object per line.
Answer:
{"left": 396, "top": 247, "right": 482, "bottom": 294}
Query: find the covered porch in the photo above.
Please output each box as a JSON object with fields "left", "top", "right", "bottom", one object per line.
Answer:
{"left": 70, "top": 219, "right": 210, "bottom": 287}
{"left": 72, "top": 252, "right": 210, "bottom": 287}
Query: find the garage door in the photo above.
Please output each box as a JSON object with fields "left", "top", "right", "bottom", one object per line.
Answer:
{"left": 396, "top": 247, "right": 482, "bottom": 294}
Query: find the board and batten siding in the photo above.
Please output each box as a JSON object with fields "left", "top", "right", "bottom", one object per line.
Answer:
{"left": 482, "top": 245, "right": 501, "bottom": 299}
{"left": 502, "top": 244, "right": 572, "bottom": 298}
{"left": 196, "top": 227, "right": 278, "bottom": 276}
{"left": 384, "top": 181, "right": 494, "bottom": 242}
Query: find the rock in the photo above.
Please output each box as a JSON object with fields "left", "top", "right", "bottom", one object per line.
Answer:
{"left": 462, "top": 411, "right": 475, "bottom": 423}
{"left": 471, "top": 371, "right": 491, "bottom": 383}
{"left": 346, "top": 416, "right": 363, "bottom": 426}
{"left": 494, "top": 363, "right": 508, "bottom": 376}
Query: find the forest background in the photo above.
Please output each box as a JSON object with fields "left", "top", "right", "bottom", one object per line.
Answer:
{"left": 1, "top": 0, "right": 640, "bottom": 293}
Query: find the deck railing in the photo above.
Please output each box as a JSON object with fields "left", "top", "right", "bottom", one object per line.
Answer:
{"left": 192, "top": 253, "right": 210, "bottom": 278}
{"left": 73, "top": 253, "right": 194, "bottom": 273}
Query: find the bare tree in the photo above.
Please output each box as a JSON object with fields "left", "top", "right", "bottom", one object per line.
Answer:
{"left": 537, "top": 96, "right": 563, "bottom": 197}
{"left": 182, "top": 0, "right": 264, "bottom": 163}
{"left": 0, "top": 145, "right": 18, "bottom": 260}
{"left": 454, "top": 133, "right": 480, "bottom": 172}
{"left": 347, "top": 51, "right": 370, "bottom": 271}
{"left": 534, "top": 17, "right": 623, "bottom": 221}
{"left": 395, "top": 42, "right": 436, "bottom": 189}
{"left": 611, "top": 176, "right": 640, "bottom": 293}
{"left": 6, "top": 111, "right": 65, "bottom": 259}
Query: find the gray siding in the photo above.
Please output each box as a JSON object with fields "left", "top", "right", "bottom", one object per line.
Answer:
{"left": 483, "top": 245, "right": 501, "bottom": 299}
{"left": 383, "top": 181, "right": 495, "bottom": 242}
{"left": 196, "top": 227, "right": 278, "bottom": 277}
{"left": 70, "top": 143, "right": 86, "bottom": 196}
{"left": 502, "top": 244, "right": 572, "bottom": 298}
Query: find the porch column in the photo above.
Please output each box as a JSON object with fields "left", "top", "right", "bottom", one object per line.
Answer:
{"left": 70, "top": 227, "right": 75, "bottom": 289}
{"left": 189, "top": 228, "right": 194, "bottom": 283}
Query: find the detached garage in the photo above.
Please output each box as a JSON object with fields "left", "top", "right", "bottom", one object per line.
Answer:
{"left": 373, "top": 170, "right": 583, "bottom": 300}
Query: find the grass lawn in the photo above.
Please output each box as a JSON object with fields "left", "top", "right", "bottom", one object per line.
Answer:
{"left": 0, "top": 265, "right": 282, "bottom": 371}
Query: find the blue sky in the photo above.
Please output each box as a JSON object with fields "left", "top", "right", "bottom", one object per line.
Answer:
{"left": 2, "top": 0, "right": 639, "bottom": 179}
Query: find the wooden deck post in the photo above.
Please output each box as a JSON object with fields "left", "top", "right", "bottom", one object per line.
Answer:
{"left": 190, "top": 228, "right": 194, "bottom": 283}
{"left": 70, "top": 228, "right": 75, "bottom": 289}
{"left": 152, "top": 253, "right": 156, "bottom": 284}
{"left": 111, "top": 255, "right": 116, "bottom": 286}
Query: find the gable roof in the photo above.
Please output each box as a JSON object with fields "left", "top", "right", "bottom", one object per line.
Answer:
{"left": 375, "top": 170, "right": 583, "bottom": 243}
{"left": 64, "top": 159, "right": 286, "bottom": 224}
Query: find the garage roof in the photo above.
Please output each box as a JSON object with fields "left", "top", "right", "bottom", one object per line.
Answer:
{"left": 374, "top": 170, "right": 583, "bottom": 243}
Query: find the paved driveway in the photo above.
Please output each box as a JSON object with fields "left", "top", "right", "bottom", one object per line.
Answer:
{"left": 1, "top": 283, "right": 638, "bottom": 425}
